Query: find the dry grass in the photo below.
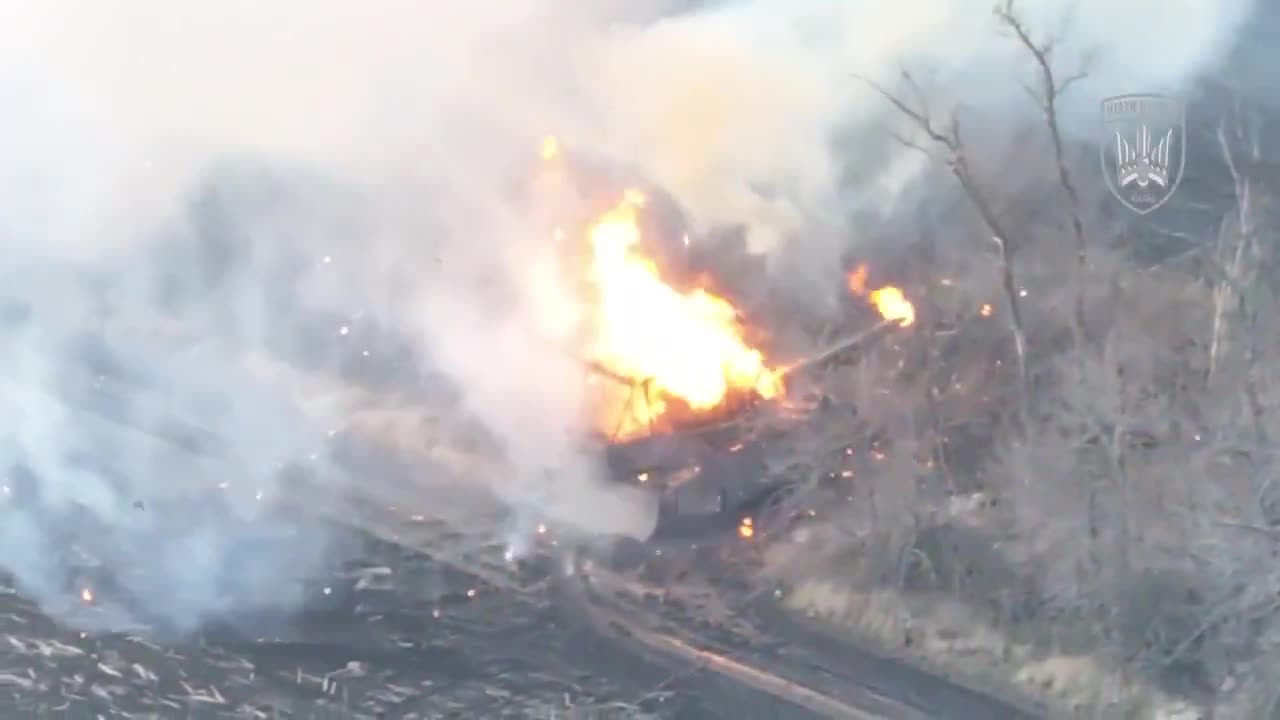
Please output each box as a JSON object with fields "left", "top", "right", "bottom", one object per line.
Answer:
{"left": 782, "top": 579, "right": 1206, "bottom": 719}
{"left": 768, "top": 507, "right": 1210, "bottom": 720}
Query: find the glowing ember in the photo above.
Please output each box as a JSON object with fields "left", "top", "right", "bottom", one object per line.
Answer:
{"left": 847, "top": 264, "right": 915, "bottom": 327}
{"left": 80, "top": 588, "right": 94, "bottom": 604}
{"left": 738, "top": 516, "right": 755, "bottom": 538}
{"left": 980, "top": 303, "right": 993, "bottom": 317}
{"left": 585, "top": 191, "right": 782, "bottom": 437}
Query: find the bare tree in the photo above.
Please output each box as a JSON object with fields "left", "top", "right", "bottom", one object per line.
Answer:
{"left": 854, "top": 71, "right": 1032, "bottom": 416}
{"left": 994, "top": 0, "right": 1092, "bottom": 346}
{"left": 808, "top": 5, "right": 1280, "bottom": 716}
{"left": 1207, "top": 94, "right": 1265, "bottom": 389}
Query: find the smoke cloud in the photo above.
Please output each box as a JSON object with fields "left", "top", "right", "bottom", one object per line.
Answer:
{"left": 0, "top": 0, "right": 1255, "bottom": 631}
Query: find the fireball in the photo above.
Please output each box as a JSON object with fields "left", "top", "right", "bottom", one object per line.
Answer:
{"left": 583, "top": 191, "right": 782, "bottom": 437}
{"left": 847, "top": 264, "right": 915, "bottom": 327}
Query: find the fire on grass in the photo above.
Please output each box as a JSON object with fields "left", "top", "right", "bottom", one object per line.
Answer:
{"left": 538, "top": 137, "right": 915, "bottom": 441}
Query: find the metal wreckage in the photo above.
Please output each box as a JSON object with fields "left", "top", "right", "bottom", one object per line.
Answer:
{"left": 0, "top": 140, "right": 1038, "bottom": 718}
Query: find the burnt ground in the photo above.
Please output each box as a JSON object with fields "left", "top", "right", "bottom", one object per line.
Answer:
{"left": 0, "top": 527, "right": 726, "bottom": 720}
{"left": 0, "top": 515, "right": 1043, "bottom": 720}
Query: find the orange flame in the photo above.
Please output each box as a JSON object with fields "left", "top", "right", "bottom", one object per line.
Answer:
{"left": 847, "top": 264, "right": 868, "bottom": 295}
{"left": 847, "top": 264, "right": 915, "bottom": 327}
{"left": 868, "top": 286, "right": 915, "bottom": 327}
{"left": 586, "top": 191, "right": 782, "bottom": 437}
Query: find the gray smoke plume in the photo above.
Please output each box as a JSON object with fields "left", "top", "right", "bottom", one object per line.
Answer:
{"left": 0, "top": 0, "right": 1256, "bottom": 632}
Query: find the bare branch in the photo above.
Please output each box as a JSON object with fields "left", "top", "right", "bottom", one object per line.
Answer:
{"left": 851, "top": 73, "right": 953, "bottom": 149}
{"left": 885, "top": 129, "right": 936, "bottom": 158}
{"left": 995, "top": 0, "right": 1091, "bottom": 346}
{"left": 854, "top": 70, "right": 1031, "bottom": 422}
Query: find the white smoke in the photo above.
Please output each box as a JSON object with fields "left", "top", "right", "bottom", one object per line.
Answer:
{"left": 0, "top": 0, "right": 1256, "bottom": 631}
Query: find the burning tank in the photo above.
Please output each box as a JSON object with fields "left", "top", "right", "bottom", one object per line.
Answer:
{"left": 531, "top": 137, "right": 915, "bottom": 548}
